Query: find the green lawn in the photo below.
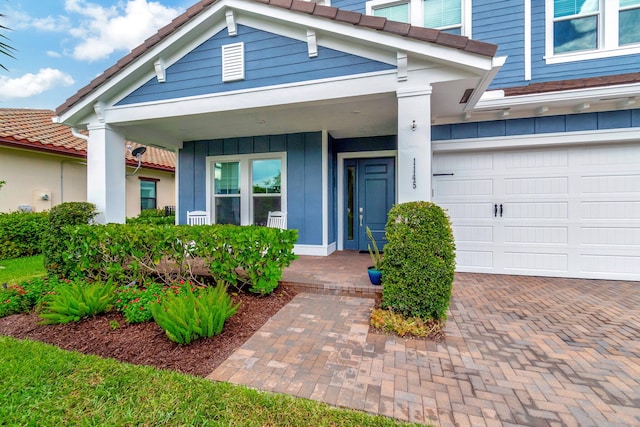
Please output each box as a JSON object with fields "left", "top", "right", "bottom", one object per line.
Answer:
{"left": 0, "top": 337, "right": 417, "bottom": 427}
{"left": 0, "top": 254, "right": 46, "bottom": 284}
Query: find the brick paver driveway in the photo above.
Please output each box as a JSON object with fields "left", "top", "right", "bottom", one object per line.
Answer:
{"left": 210, "top": 273, "right": 640, "bottom": 426}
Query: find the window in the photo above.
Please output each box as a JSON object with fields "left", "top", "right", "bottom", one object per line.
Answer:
{"left": 547, "top": 0, "right": 640, "bottom": 62}
{"left": 139, "top": 178, "right": 157, "bottom": 211}
{"left": 207, "top": 153, "right": 286, "bottom": 226}
{"left": 366, "top": 0, "right": 470, "bottom": 36}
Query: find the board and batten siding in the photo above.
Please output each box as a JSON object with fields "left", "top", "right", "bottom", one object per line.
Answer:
{"left": 432, "top": 110, "right": 640, "bottom": 141}
{"left": 179, "top": 132, "right": 323, "bottom": 246}
{"left": 117, "top": 24, "right": 394, "bottom": 106}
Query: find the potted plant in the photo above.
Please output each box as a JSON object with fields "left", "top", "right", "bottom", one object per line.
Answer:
{"left": 366, "top": 226, "right": 383, "bottom": 285}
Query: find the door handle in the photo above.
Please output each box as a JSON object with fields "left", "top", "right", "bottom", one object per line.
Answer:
{"left": 494, "top": 204, "right": 497, "bottom": 217}
{"left": 500, "top": 204, "right": 503, "bottom": 217}
{"left": 359, "top": 214, "right": 363, "bottom": 227}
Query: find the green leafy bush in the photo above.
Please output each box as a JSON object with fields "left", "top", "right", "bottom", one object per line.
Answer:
{"left": 127, "top": 209, "right": 175, "bottom": 225}
{"left": 114, "top": 281, "right": 195, "bottom": 324}
{"left": 59, "top": 223, "right": 297, "bottom": 295}
{"left": 0, "top": 277, "right": 59, "bottom": 317}
{"left": 43, "top": 202, "right": 97, "bottom": 277}
{"left": 39, "top": 280, "right": 117, "bottom": 324}
{"left": 0, "top": 212, "right": 48, "bottom": 260}
{"left": 380, "top": 201, "right": 456, "bottom": 321}
{"left": 151, "top": 282, "right": 240, "bottom": 344}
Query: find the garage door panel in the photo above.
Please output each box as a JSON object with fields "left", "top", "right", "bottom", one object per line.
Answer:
{"left": 504, "top": 149, "right": 568, "bottom": 169}
{"left": 440, "top": 202, "right": 493, "bottom": 219}
{"left": 581, "top": 201, "right": 640, "bottom": 219}
{"left": 581, "top": 227, "right": 640, "bottom": 247}
{"left": 581, "top": 254, "right": 640, "bottom": 275}
{"left": 506, "top": 202, "right": 568, "bottom": 219}
{"left": 435, "top": 179, "right": 493, "bottom": 197}
{"left": 433, "top": 152, "right": 493, "bottom": 174}
{"left": 504, "top": 252, "right": 568, "bottom": 272}
{"left": 578, "top": 145, "right": 640, "bottom": 167}
{"left": 504, "top": 177, "right": 568, "bottom": 195}
{"left": 453, "top": 225, "right": 493, "bottom": 243}
{"left": 581, "top": 174, "right": 640, "bottom": 194}
{"left": 456, "top": 250, "right": 493, "bottom": 269}
{"left": 505, "top": 226, "right": 568, "bottom": 244}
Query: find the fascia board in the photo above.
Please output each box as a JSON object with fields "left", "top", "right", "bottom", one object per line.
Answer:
{"left": 227, "top": 0, "right": 494, "bottom": 71}
{"left": 476, "top": 82, "right": 640, "bottom": 110}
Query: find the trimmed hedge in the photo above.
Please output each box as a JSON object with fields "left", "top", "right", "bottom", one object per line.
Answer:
{"left": 0, "top": 212, "right": 48, "bottom": 260}
{"left": 380, "top": 201, "right": 456, "bottom": 321}
{"left": 58, "top": 224, "right": 297, "bottom": 295}
{"left": 127, "top": 209, "right": 175, "bottom": 226}
{"left": 43, "top": 202, "right": 97, "bottom": 277}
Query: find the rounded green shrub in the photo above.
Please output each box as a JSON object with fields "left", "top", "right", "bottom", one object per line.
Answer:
{"left": 0, "top": 211, "right": 48, "bottom": 260}
{"left": 43, "top": 202, "right": 97, "bottom": 277}
{"left": 380, "top": 201, "right": 456, "bottom": 321}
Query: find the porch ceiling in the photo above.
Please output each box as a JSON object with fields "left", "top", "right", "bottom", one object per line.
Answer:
{"left": 113, "top": 80, "right": 477, "bottom": 147}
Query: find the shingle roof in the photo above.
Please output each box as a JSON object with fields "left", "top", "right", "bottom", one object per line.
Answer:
{"left": 55, "top": 0, "right": 498, "bottom": 117}
{"left": 503, "top": 72, "right": 640, "bottom": 97}
{"left": 0, "top": 108, "right": 175, "bottom": 171}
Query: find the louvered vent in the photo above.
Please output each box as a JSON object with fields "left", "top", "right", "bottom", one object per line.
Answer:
{"left": 222, "top": 42, "right": 245, "bottom": 82}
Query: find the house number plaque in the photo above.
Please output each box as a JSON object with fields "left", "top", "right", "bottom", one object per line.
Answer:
{"left": 412, "top": 158, "right": 417, "bottom": 189}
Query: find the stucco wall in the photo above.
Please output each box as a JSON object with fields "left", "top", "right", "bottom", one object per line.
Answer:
{"left": 0, "top": 146, "right": 174, "bottom": 217}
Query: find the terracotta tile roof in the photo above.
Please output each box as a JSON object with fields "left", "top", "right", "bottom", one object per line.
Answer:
{"left": 503, "top": 72, "right": 640, "bottom": 96}
{"left": 55, "top": 0, "right": 498, "bottom": 116}
{"left": 0, "top": 108, "right": 175, "bottom": 171}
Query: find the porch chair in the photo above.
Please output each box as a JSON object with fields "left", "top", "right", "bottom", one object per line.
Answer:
{"left": 266, "top": 211, "right": 287, "bottom": 229}
{"left": 186, "top": 210, "right": 210, "bottom": 225}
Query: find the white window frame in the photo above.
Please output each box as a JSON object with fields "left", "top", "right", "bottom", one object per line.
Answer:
{"left": 365, "top": 0, "right": 472, "bottom": 37}
{"left": 545, "top": 0, "right": 640, "bottom": 64}
{"left": 206, "top": 152, "right": 287, "bottom": 226}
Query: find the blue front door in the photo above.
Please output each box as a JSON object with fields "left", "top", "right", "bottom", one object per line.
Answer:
{"left": 343, "top": 157, "right": 395, "bottom": 251}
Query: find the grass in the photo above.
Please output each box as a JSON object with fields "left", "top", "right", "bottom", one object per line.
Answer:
{"left": 0, "top": 337, "right": 419, "bottom": 427}
{"left": 0, "top": 254, "right": 46, "bottom": 284}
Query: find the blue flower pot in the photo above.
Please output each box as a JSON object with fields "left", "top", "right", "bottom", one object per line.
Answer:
{"left": 367, "top": 267, "right": 382, "bottom": 286}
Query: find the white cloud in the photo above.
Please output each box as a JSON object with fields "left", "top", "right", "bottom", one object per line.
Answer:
{"left": 8, "top": 9, "right": 71, "bottom": 32}
{"left": 47, "top": 51, "right": 63, "bottom": 58}
{"left": 65, "top": 0, "right": 182, "bottom": 62}
{"left": 0, "top": 68, "right": 75, "bottom": 100}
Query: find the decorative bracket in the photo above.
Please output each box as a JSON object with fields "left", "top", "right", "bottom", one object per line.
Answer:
{"left": 307, "top": 29, "right": 318, "bottom": 58}
{"left": 154, "top": 58, "right": 166, "bottom": 83}
{"left": 226, "top": 10, "right": 237, "bottom": 37}
{"left": 397, "top": 51, "right": 408, "bottom": 82}
{"left": 93, "top": 101, "right": 106, "bottom": 123}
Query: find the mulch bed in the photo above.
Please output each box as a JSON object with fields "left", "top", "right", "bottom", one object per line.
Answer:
{"left": 0, "top": 286, "right": 296, "bottom": 378}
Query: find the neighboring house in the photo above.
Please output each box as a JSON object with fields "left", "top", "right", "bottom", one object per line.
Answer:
{"left": 0, "top": 108, "right": 175, "bottom": 217}
{"left": 53, "top": 0, "right": 640, "bottom": 281}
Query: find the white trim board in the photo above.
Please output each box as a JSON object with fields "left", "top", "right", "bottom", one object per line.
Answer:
{"left": 294, "top": 243, "right": 336, "bottom": 257}
{"left": 336, "top": 150, "right": 398, "bottom": 251}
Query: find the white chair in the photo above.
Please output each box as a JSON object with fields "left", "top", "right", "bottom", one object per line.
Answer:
{"left": 266, "top": 211, "right": 286, "bottom": 229}
{"left": 186, "top": 210, "right": 210, "bottom": 225}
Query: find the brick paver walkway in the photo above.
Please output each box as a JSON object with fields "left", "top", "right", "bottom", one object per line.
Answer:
{"left": 209, "top": 273, "right": 640, "bottom": 426}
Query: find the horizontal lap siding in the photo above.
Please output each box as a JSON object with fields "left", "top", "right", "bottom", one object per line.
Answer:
{"left": 178, "top": 132, "right": 324, "bottom": 246}
{"left": 432, "top": 110, "right": 640, "bottom": 140}
{"left": 118, "top": 25, "right": 394, "bottom": 105}
{"left": 330, "top": 0, "right": 364, "bottom": 13}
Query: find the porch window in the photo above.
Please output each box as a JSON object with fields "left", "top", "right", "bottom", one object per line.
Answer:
{"left": 252, "top": 159, "right": 282, "bottom": 226}
{"left": 208, "top": 153, "right": 286, "bottom": 226}
{"left": 139, "top": 178, "right": 157, "bottom": 211}
{"left": 373, "top": 2, "right": 410, "bottom": 23}
{"left": 214, "top": 162, "right": 241, "bottom": 225}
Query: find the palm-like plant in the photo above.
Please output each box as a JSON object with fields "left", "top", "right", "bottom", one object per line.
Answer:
{"left": 1, "top": 7, "right": 16, "bottom": 71}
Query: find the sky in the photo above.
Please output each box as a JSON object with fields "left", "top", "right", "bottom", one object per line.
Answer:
{"left": 0, "top": 0, "right": 194, "bottom": 110}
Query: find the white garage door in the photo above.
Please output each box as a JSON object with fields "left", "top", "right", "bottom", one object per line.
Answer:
{"left": 433, "top": 143, "right": 640, "bottom": 281}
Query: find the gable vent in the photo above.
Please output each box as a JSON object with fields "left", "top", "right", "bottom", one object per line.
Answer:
{"left": 222, "top": 42, "right": 245, "bottom": 82}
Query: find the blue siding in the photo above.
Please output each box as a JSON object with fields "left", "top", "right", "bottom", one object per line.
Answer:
{"left": 432, "top": 109, "right": 640, "bottom": 140}
{"left": 118, "top": 25, "right": 394, "bottom": 105}
{"left": 331, "top": 0, "right": 364, "bottom": 13}
{"left": 178, "top": 132, "right": 324, "bottom": 246}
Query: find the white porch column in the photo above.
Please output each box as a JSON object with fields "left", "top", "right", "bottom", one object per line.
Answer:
{"left": 87, "top": 123, "right": 127, "bottom": 224}
{"left": 397, "top": 85, "right": 433, "bottom": 202}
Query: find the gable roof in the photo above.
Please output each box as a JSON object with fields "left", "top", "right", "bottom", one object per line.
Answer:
{"left": 503, "top": 72, "right": 640, "bottom": 97}
{"left": 0, "top": 108, "right": 175, "bottom": 172}
{"left": 55, "top": 0, "right": 498, "bottom": 117}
